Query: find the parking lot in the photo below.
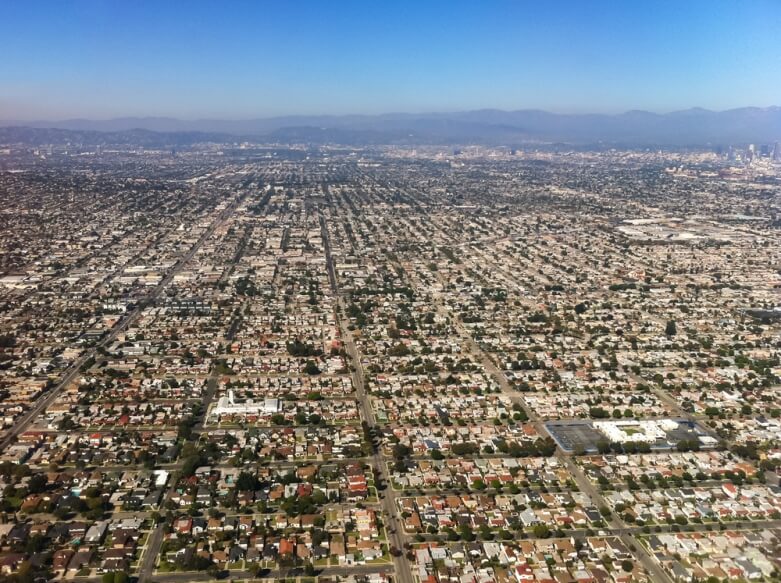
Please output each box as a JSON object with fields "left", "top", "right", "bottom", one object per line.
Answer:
{"left": 545, "top": 421, "right": 606, "bottom": 453}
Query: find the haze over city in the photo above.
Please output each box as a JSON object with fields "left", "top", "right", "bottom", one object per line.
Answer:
{"left": 2, "top": 0, "right": 780, "bottom": 120}
{"left": 1, "top": 3, "right": 781, "bottom": 583}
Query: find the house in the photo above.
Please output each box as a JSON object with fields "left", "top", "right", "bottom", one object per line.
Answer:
{"left": 330, "top": 539, "right": 346, "bottom": 559}
{"left": 175, "top": 516, "right": 193, "bottom": 534}
{"left": 67, "top": 548, "right": 94, "bottom": 572}
{"left": 0, "top": 554, "right": 25, "bottom": 575}
{"left": 279, "top": 538, "right": 295, "bottom": 556}
{"left": 100, "top": 549, "right": 129, "bottom": 573}
{"left": 669, "top": 561, "right": 693, "bottom": 582}
{"left": 68, "top": 521, "right": 89, "bottom": 540}
{"left": 85, "top": 520, "right": 108, "bottom": 544}
{"left": 7, "top": 523, "right": 30, "bottom": 545}
{"left": 229, "top": 546, "right": 244, "bottom": 563}
{"left": 52, "top": 549, "right": 74, "bottom": 572}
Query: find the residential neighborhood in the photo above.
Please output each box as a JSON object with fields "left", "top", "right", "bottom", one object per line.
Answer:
{"left": 0, "top": 139, "right": 780, "bottom": 583}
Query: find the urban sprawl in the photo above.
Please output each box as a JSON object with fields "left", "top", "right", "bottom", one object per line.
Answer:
{"left": 0, "top": 140, "right": 780, "bottom": 583}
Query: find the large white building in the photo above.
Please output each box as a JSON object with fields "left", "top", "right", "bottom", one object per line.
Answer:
{"left": 593, "top": 419, "right": 679, "bottom": 444}
{"left": 210, "top": 390, "right": 280, "bottom": 419}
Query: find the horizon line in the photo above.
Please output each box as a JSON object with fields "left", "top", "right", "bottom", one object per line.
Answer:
{"left": 4, "top": 104, "right": 781, "bottom": 124}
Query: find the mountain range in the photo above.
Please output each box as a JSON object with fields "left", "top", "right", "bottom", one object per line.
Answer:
{"left": 2, "top": 107, "right": 780, "bottom": 146}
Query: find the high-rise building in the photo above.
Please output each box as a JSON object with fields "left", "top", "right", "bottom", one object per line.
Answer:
{"left": 746, "top": 144, "right": 755, "bottom": 163}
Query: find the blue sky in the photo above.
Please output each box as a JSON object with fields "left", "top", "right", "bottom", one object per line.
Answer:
{"left": 1, "top": 0, "right": 779, "bottom": 119}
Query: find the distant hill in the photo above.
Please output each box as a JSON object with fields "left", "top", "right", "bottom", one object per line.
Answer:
{"left": 2, "top": 107, "right": 780, "bottom": 146}
{"left": 0, "top": 126, "right": 234, "bottom": 147}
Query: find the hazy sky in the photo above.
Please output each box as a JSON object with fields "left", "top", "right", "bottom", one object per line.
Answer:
{"left": 2, "top": 0, "right": 780, "bottom": 120}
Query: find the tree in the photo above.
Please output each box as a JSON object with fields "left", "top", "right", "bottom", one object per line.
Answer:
{"left": 25, "top": 534, "right": 46, "bottom": 554}
{"left": 54, "top": 506, "right": 71, "bottom": 520}
{"left": 665, "top": 320, "right": 677, "bottom": 336}
{"left": 388, "top": 343, "right": 411, "bottom": 357}
{"left": 479, "top": 524, "right": 493, "bottom": 540}
{"left": 303, "top": 360, "right": 321, "bottom": 375}
{"left": 676, "top": 439, "right": 700, "bottom": 452}
{"left": 287, "top": 340, "right": 322, "bottom": 358}
{"left": 445, "top": 528, "right": 460, "bottom": 541}
{"left": 621, "top": 559, "right": 634, "bottom": 572}
{"left": 459, "top": 524, "right": 475, "bottom": 542}
{"left": 27, "top": 473, "right": 47, "bottom": 494}
{"left": 236, "top": 471, "right": 260, "bottom": 491}
{"left": 533, "top": 524, "right": 551, "bottom": 538}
